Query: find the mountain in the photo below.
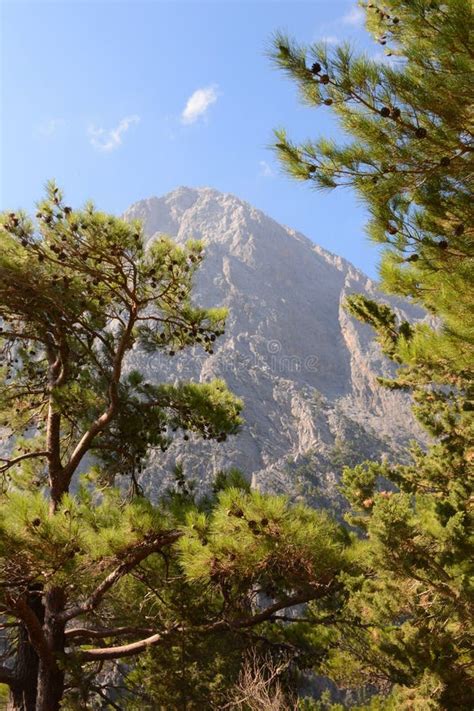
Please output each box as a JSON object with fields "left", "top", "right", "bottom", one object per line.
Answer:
{"left": 124, "top": 187, "right": 425, "bottom": 507}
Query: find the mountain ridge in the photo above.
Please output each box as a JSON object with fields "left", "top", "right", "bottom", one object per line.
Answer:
{"left": 126, "top": 185, "right": 364, "bottom": 280}
{"left": 123, "top": 187, "right": 424, "bottom": 504}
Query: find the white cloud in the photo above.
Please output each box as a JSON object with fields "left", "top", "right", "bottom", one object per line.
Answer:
{"left": 38, "top": 118, "right": 65, "bottom": 136}
{"left": 88, "top": 115, "right": 140, "bottom": 152}
{"left": 181, "top": 85, "right": 219, "bottom": 125}
{"left": 321, "top": 35, "right": 339, "bottom": 45}
{"left": 342, "top": 6, "right": 364, "bottom": 26}
{"left": 259, "top": 160, "right": 275, "bottom": 178}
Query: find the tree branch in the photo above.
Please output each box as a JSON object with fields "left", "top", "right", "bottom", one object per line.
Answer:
{"left": 75, "top": 589, "right": 325, "bottom": 662}
{"left": 229, "top": 591, "right": 323, "bottom": 629}
{"left": 62, "top": 305, "right": 138, "bottom": 483}
{"left": 60, "top": 530, "right": 182, "bottom": 623}
{"left": 8, "top": 595, "right": 55, "bottom": 670}
{"left": 76, "top": 626, "right": 180, "bottom": 661}
{"left": 0, "top": 451, "right": 49, "bottom": 473}
{"left": 65, "top": 625, "right": 155, "bottom": 640}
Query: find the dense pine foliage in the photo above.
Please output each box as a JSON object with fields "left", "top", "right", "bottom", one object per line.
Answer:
{"left": 271, "top": 0, "right": 473, "bottom": 708}
{"left": 0, "top": 187, "right": 353, "bottom": 710}
{"left": 0, "top": 185, "right": 241, "bottom": 709}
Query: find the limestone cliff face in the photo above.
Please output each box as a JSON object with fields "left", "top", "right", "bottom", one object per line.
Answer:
{"left": 124, "top": 187, "right": 425, "bottom": 504}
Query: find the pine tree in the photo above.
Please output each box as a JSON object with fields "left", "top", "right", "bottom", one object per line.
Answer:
{"left": 270, "top": 1, "right": 473, "bottom": 707}
{"left": 0, "top": 186, "right": 351, "bottom": 710}
{"left": 0, "top": 477, "right": 350, "bottom": 710}
{"left": 0, "top": 184, "right": 243, "bottom": 710}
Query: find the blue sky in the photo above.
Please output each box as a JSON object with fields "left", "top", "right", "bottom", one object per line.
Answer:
{"left": 1, "top": 0, "right": 384, "bottom": 277}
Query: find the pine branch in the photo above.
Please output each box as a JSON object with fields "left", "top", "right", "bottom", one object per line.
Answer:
{"left": 60, "top": 530, "right": 182, "bottom": 623}
{"left": 75, "top": 590, "right": 324, "bottom": 662}
{"left": 0, "top": 451, "right": 49, "bottom": 473}
{"left": 65, "top": 625, "right": 156, "bottom": 640}
{"left": 61, "top": 304, "right": 139, "bottom": 484}
{"left": 7, "top": 595, "right": 55, "bottom": 671}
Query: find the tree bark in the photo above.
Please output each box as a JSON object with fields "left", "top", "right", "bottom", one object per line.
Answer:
{"left": 7, "top": 587, "right": 43, "bottom": 711}
{"left": 35, "top": 662, "right": 64, "bottom": 711}
{"left": 35, "top": 588, "right": 66, "bottom": 711}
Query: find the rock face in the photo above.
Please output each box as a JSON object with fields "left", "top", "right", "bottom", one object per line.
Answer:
{"left": 124, "top": 187, "right": 425, "bottom": 507}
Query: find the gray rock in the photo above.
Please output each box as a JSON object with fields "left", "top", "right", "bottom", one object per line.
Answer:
{"left": 123, "top": 187, "right": 425, "bottom": 506}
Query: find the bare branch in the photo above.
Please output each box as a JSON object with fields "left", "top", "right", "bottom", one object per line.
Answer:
{"left": 65, "top": 626, "right": 155, "bottom": 640}
{"left": 92, "top": 684, "right": 123, "bottom": 711}
{"left": 0, "top": 451, "right": 49, "bottom": 473}
{"left": 222, "top": 649, "right": 296, "bottom": 711}
{"left": 76, "top": 626, "right": 180, "bottom": 662}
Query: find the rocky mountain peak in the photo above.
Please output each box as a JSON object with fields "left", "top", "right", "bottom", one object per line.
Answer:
{"left": 124, "top": 188, "right": 425, "bottom": 504}
{"left": 125, "top": 186, "right": 353, "bottom": 273}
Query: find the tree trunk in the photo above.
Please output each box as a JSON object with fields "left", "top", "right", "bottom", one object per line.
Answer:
{"left": 7, "top": 587, "right": 43, "bottom": 711}
{"left": 35, "top": 588, "right": 66, "bottom": 711}
{"left": 8, "top": 643, "right": 38, "bottom": 711}
{"left": 35, "top": 662, "right": 65, "bottom": 711}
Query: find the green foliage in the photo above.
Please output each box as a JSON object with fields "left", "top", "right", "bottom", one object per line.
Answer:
{"left": 123, "top": 628, "right": 247, "bottom": 710}
{"left": 298, "top": 682, "right": 446, "bottom": 710}
{"left": 0, "top": 182, "right": 242, "bottom": 497}
{"left": 212, "top": 467, "right": 251, "bottom": 495}
{"left": 271, "top": 1, "right": 474, "bottom": 383}
{"left": 0, "top": 186, "right": 244, "bottom": 709}
{"left": 51, "top": 476, "right": 347, "bottom": 709}
{"left": 117, "top": 476, "right": 351, "bottom": 710}
{"left": 179, "top": 488, "right": 347, "bottom": 590}
{"left": 0, "top": 186, "right": 352, "bottom": 709}
{"left": 0, "top": 488, "right": 167, "bottom": 592}
{"left": 271, "top": 2, "right": 473, "bottom": 708}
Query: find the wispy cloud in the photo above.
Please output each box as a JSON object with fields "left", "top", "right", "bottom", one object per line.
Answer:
{"left": 341, "top": 7, "right": 364, "bottom": 26}
{"left": 321, "top": 35, "right": 339, "bottom": 45}
{"left": 88, "top": 115, "right": 140, "bottom": 152}
{"left": 315, "top": 5, "right": 364, "bottom": 41}
{"left": 38, "top": 118, "right": 65, "bottom": 137}
{"left": 259, "top": 160, "right": 275, "bottom": 178}
{"left": 181, "top": 85, "right": 219, "bottom": 125}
